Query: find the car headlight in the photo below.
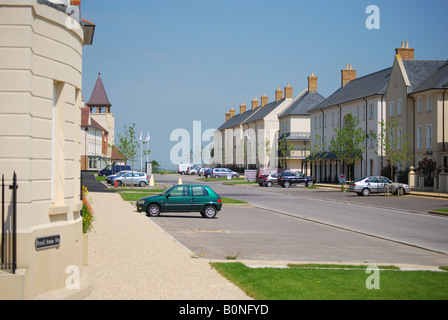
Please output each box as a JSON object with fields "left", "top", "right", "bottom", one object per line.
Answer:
{"left": 137, "top": 200, "right": 145, "bottom": 205}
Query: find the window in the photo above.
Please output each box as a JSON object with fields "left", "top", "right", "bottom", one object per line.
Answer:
{"left": 332, "top": 112, "right": 335, "bottom": 127}
{"left": 368, "top": 130, "right": 375, "bottom": 148}
{"left": 397, "top": 99, "right": 402, "bottom": 116}
{"left": 417, "top": 126, "right": 422, "bottom": 149}
{"left": 426, "top": 124, "right": 432, "bottom": 148}
{"left": 390, "top": 101, "right": 394, "bottom": 117}
{"left": 369, "top": 104, "right": 374, "bottom": 119}
{"left": 397, "top": 127, "right": 402, "bottom": 150}
{"left": 170, "top": 186, "right": 190, "bottom": 197}
{"left": 417, "top": 96, "right": 422, "bottom": 113}
{"left": 427, "top": 94, "right": 432, "bottom": 111}
{"left": 192, "top": 186, "right": 208, "bottom": 197}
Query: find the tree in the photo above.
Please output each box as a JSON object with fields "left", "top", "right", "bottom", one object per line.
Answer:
{"left": 328, "top": 113, "right": 366, "bottom": 181}
{"left": 376, "top": 118, "right": 412, "bottom": 181}
{"left": 112, "top": 123, "right": 148, "bottom": 187}
{"left": 151, "top": 160, "right": 160, "bottom": 173}
{"left": 278, "top": 134, "right": 295, "bottom": 170}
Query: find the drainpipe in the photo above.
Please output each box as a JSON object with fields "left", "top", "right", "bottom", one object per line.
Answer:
{"left": 443, "top": 89, "right": 447, "bottom": 152}
{"left": 409, "top": 95, "right": 416, "bottom": 166}
{"left": 363, "top": 98, "right": 368, "bottom": 177}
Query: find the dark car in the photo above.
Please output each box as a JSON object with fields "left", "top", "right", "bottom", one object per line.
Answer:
{"left": 277, "top": 170, "right": 313, "bottom": 188}
{"left": 136, "top": 184, "right": 222, "bottom": 218}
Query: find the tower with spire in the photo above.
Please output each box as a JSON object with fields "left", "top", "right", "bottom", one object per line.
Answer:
{"left": 82, "top": 73, "right": 117, "bottom": 170}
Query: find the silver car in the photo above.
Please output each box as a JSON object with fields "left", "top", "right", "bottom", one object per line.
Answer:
{"left": 348, "top": 176, "right": 411, "bottom": 196}
{"left": 114, "top": 172, "right": 149, "bottom": 187}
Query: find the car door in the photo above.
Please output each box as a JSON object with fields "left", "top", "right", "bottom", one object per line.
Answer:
{"left": 191, "top": 186, "right": 210, "bottom": 212}
{"left": 368, "top": 177, "right": 380, "bottom": 193}
{"left": 165, "top": 185, "right": 192, "bottom": 212}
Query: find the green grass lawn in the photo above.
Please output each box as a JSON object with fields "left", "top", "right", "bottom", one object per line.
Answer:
{"left": 211, "top": 262, "right": 448, "bottom": 300}
{"left": 433, "top": 208, "right": 448, "bottom": 213}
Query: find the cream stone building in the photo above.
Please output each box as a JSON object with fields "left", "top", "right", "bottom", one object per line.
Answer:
{"left": 0, "top": 0, "right": 95, "bottom": 299}
{"left": 385, "top": 43, "right": 448, "bottom": 171}
{"left": 214, "top": 85, "right": 294, "bottom": 170}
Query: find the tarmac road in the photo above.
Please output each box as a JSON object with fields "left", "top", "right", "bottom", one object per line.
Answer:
{"left": 148, "top": 174, "right": 448, "bottom": 266}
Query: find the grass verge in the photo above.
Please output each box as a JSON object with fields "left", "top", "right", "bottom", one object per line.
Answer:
{"left": 211, "top": 262, "right": 448, "bottom": 300}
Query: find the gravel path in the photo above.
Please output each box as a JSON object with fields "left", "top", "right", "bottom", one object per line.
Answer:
{"left": 84, "top": 192, "right": 251, "bottom": 300}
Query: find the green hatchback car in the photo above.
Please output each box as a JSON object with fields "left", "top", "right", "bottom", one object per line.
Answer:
{"left": 136, "top": 184, "right": 222, "bottom": 218}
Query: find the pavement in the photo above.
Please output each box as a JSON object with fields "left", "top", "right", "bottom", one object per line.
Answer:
{"left": 83, "top": 190, "right": 251, "bottom": 300}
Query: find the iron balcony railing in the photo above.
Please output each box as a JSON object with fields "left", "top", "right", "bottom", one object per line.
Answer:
{"left": 1, "top": 173, "right": 18, "bottom": 274}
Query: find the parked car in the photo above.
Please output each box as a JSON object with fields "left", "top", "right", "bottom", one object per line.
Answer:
{"left": 210, "top": 168, "right": 239, "bottom": 178}
{"left": 260, "top": 173, "right": 278, "bottom": 187}
{"left": 203, "top": 168, "right": 212, "bottom": 178}
{"left": 277, "top": 170, "right": 313, "bottom": 188}
{"left": 256, "top": 168, "right": 280, "bottom": 186}
{"left": 187, "top": 165, "right": 201, "bottom": 175}
{"left": 106, "top": 170, "right": 134, "bottom": 184}
{"left": 136, "top": 184, "right": 222, "bottom": 218}
{"left": 348, "top": 176, "right": 411, "bottom": 196}
{"left": 114, "top": 172, "right": 149, "bottom": 187}
{"left": 198, "top": 168, "right": 210, "bottom": 176}
{"left": 178, "top": 163, "right": 193, "bottom": 175}
{"left": 98, "top": 164, "right": 131, "bottom": 176}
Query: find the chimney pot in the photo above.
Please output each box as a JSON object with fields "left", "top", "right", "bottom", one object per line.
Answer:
{"left": 284, "top": 83, "right": 293, "bottom": 99}
{"left": 308, "top": 73, "right": 318, "bottom": 92}
{"left": 261, "top": 93, "right": 268, "bottom": 107}
{"left": 239, "top": 102, "right": 246, "bottom": 114}
{"left": 275, "top": 87, "right": 284, "bottom": 101}
{"left": 395, "top": 41, "right": 414, "bottom": 60}
{"left": 341, "top": 64, "right": 357, "bottom": 87}
{"left": 229, "top": 107, "right": 236, "bottom": 118}
{"left": 251, "top": 97, "right": 259, "bottom": 110}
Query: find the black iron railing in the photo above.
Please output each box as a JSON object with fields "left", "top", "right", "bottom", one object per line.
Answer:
{"left": 1, "top": 173, "right": 18, "bottom": 274}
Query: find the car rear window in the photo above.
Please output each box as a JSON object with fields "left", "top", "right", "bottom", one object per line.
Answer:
{"left": 192, "top": 186, "right": 208, "bottom": 196}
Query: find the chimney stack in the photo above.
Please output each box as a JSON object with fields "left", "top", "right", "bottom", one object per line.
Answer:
{"left": 275, "top": 87, "right": 284, "bottom": 101}
{"left": 284, "top": 83, "right": 293, "bottom": 99}
{"left": 308, "top": 72, "right": 318, "bottom": 92}
{"left": 261, "top": 93, "right": 268, "bottom": 107}
{"left": 341, "top": 64, "right": 357, "bottom": 87}
{"left": 239, "top": 102, "right": 246, "bottom": 114}
{"left": 395, "top": 41, "right": 414, "bottom": 60}
{"left": 251, "top": 97, "right": 259, "bottom": 110}
{"left": 225, "top": 112, "right": 230, "bottom": 122}
{"left": 229, "top": 107, "right": 236, "bottom": 118}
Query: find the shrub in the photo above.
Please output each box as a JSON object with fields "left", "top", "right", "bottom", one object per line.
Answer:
{"left": 81, "top": 186, "right": 94, "bottom": 234}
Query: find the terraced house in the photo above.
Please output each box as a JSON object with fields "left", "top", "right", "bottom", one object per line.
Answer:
{"left": 214, "top": 76, "right": 325, "bottom": 171}
{"left": 308, "top": 42, "right": 448, "bottom": 186}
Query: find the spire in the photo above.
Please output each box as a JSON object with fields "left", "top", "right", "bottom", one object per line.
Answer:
{"left": 86, "top": 73, "right": 112, "bottom": 113}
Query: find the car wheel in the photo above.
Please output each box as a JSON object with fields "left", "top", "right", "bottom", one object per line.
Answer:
{"left": 361, "top": 188, "right": 370, "bottom": 196}
{"left": 139, "top": 181, "right": 146, "bottom": 187}
{"left": 266, "top": 181, "right": 273, "bottom": 187}
{"left": 117, "top": 181, "right": 122, "bottom": 186}
{"left": 214, "top": 175, "right": 219, "bottom": 179}
{"left": 206, "top": 174, "right": 211, "bottom": 178}
{"left": 146, "top": 204, "right": 161, "bottom": 217}
{"left": 202, "top": 205, "right": 217, "bottom": 218}
{"left": 283, "top": 181, "right": 291, "bottom": 188}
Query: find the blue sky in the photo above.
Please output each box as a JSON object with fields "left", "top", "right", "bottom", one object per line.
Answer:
{"left": 81, "top": 0, "right": 448, "bottom": 170}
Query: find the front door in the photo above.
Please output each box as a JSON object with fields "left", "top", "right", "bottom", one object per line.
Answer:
{"left": 165, "top": 185, "right": 192, "bottom": 211}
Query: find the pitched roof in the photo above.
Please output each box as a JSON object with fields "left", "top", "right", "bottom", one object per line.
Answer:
{"left": 241, "top": 99, "right": 286, "bottom": 125}
{"left": 279, "top": 91, "right": 326, "bottom": 117}
{"left": 403, "top": 60, "right": 448, "bottom": 93}
{"left": 86, "top": 73, "right": 112, "bottom": 107}
{"left": 80, "top": 107, "right": 108, "bottom": 132}
{"left": 309, "top": 67, "right": 391, "bottom": 112}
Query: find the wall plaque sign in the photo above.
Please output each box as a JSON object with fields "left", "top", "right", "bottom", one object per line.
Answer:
{"left": 35, "top": 235, "right": 61, "bottom": 251}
